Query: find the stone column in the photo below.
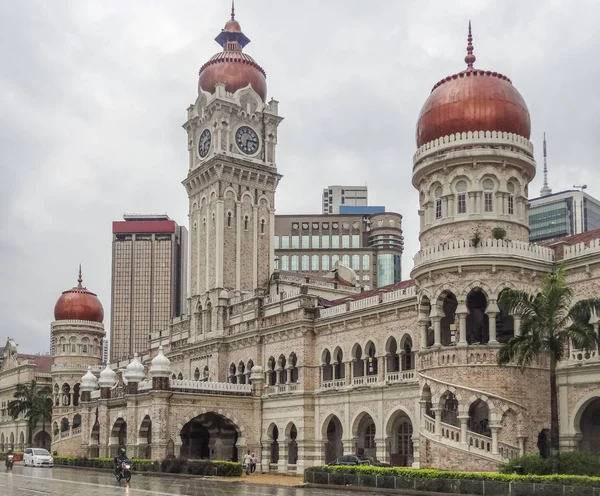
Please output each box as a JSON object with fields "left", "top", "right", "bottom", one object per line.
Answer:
{"left": 375, "top": 438, "right": 386, "bottom": 463}
{"left": 432, "top": 407, "right": 442, "bottom": 437}
{"left": 458, "top": 415, "right": 469, "bottom": 446}
{"left": 377, "top": 355, "right": 385, "bottom": 382}
{"left": 456, "top": 303, "right": 468, "bottom": 347}
{"left": 517, "top": 436, "right": 527, "bottom": 456}
{"left": 513, "top": 315, "right": 521, "bottom": 337}
{"left": 487, "top": 300, "right": 500, "bottom": 344}
{"left": 345, "top": 362, "right": 352, "bottom": 385}
{"left": 490, "top": 425, "right": 501, "bottom": 455}
{"left": 411, "top": 435, "right": 421, "bottom": 468}
{"left": 278, "top": 440, "right": 288, "bottom": 473}
{"left": 432, "top": 317, "right": 442, "bottom": 348}
{"left": 419, "top": 321, "right": 428, "bottom": 350}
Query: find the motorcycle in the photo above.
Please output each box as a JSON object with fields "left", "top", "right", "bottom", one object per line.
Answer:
{"left": 115, "top": 458, "right": 132, "bottom": 483}
{"left": 5, "top": 454, "right": 14, "bottom": 470}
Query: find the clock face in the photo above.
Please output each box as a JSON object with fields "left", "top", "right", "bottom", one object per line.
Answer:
{"left": 198, "top": 129, "right": 211, "bottom": 158}
{"left": 235, "top": 126, "right": 260, "bottom": 155}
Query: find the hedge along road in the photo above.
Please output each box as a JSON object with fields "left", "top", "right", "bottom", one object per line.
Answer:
{"left": 0, "top": 465, "right": 411, "bottom": 496}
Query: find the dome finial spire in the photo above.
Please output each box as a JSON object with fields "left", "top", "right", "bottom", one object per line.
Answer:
{"left": 465, "top": 20, "right": 476, "bottom": 70}
{"left": 231, "top": 0, "right": 235, "bottom": 20}
{"left": 77, "top": 264, "right": 83, "bottom": 287}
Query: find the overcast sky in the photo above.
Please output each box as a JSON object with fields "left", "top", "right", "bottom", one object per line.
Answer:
{"left": 1, "top": 0, "right": 599, "bottom": 354}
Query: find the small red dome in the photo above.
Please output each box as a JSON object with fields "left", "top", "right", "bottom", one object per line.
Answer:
{"left": 198, "top": 11, "right": 267, "bottom": 101}
{"left": 416, "top": 24, "right": 531, "bottom": 147}
{"left": 54, "top": 269, "right": 104, "bottom": 323}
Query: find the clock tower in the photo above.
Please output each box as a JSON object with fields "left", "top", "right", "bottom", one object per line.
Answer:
{"left": 183, "top": 6, "right": 283, "bottom": 337}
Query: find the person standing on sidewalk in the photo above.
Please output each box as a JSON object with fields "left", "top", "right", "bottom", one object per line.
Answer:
{"left": 250, "top": 452, "right": 257, "bottom": 474}
{"left": 243, "top": 451, "right": 252, "bottom": 475}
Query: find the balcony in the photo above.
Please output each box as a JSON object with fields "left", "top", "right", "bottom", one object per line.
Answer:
{"left": 320, "top": 379, "right": 346, "bottom": 390}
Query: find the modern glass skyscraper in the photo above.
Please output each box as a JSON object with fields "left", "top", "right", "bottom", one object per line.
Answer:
{"left": 529, "top": 190, "right": 600, "bottom": 243}
{"left": 110, "top": 214, "right": 188, "bottom": 361}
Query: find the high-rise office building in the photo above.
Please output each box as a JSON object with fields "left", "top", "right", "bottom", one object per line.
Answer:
{"left": 110, "top": 214, "right": 188, "bottom": 361}
{"left": 322, "top": 185, "right": 368, "bottom": 215}
{"left": 102, "top": 340, "right": 109, "bottom": 364}
{"left": 274, "top": 212, "right": 403, "bottom": 289}
{"left": 529, "top": 189, "right": 600, "bottom": 243}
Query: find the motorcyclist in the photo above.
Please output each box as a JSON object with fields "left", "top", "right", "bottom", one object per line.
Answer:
{"left": 114, "top": 448, "right": 128, "bottom": 475}
{"left": 5, "top": 448, "right": 14, "bottom": 468}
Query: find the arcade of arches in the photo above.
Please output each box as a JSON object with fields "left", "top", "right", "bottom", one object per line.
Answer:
{"left": 322, "top": 411, "right": 414, "bottom": 467}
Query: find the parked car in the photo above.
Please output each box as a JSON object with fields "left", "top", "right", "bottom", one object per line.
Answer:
{"left": 23, "top": 448, "right": 54, "bottom": 467}
{"left": 328, "top": 454, "right": 390, "bottom": 467}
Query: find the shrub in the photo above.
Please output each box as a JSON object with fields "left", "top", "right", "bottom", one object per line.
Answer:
{"left": 501, "top": 452, "right": 600, "bottom": 477}
{"left": 305, "top": 465, "right": 600, "bottom": 488}
{"left": 500, "top": 454, "right": 552, "bottom": 475}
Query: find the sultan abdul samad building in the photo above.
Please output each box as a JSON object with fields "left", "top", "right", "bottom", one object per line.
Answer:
{"left": 29, "top": 11, "right": 600, "bottom": 473}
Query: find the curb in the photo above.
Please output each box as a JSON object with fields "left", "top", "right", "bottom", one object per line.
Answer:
{"left": 305, "top": 482, "right": 458, "bottom": 496}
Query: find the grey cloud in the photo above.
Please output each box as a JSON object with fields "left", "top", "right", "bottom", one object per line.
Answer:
{"left": 1, "top": 0, "right": 599, "bottom": 352}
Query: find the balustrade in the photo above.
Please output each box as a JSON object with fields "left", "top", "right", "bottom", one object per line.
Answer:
{"left": 467, "top": 431, "right": 492, "bottom": 453}
{"left": 320, "top": 379, "right": 346, "bottom": 389}
{"left": 386, "top": 371, "right": 417, "bottom": 383}
{"left": 171, "top": 379, "right": 252, "bottom": 394}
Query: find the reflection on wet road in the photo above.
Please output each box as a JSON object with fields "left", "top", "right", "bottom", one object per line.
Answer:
{"left": 0, "top": 466, "right": 359, "bottom": 496}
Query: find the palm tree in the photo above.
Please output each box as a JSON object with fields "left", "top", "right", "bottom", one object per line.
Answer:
{"left": 498, "top": 265, "right": 600, "bottom": 470}
{"left": 8, "top": 381, "right": 53, "bottom": 447}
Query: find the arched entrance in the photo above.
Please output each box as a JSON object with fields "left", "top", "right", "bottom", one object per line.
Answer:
{"left": 90, "top": 422, "right": 100, "bottom": 458}
{"left": 440, "top": 292, "right": 458, "bottom": 345}
{"left": 180, "top": 412, "right": 240, "bottom": 461}
{"left": 286, "top": 423, "right": 298, "bottom": 465}
{"left": 579, "top": 397, "right": 600, "bottom": 451}
{"left": 386, "top": 410, "right": 413, "bottom": 466}
{"left": 354, "top": 413, "right": 377, "bottom": 458}
{"left": 33, "top": 431, "right": 51, "bottom": 450}
{"left": 468, "top": 399, "right": 491, "bottom": 437}
{"left": 110, "top": 418, "right": 127, "bottom": 456}
{"left": 324, "top": 415, "right": 343, "bottom": 463}
{"left": 268, "top": 424, "right": 279, "bottom": 464}
{"left": 139, "top": 415, "right": 152, "bottom": 459}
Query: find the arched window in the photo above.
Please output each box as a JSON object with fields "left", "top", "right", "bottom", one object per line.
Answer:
{"left": 238, "top": 361, "right": 246, "bottom": 384}
{"left": 334, "top": 348, "right": 344, "bottom": 380}
{"left": 205, "top": 301, "right": 212, "bottom": 333}
{"left": 177, "top": 372, "right": 183, "bottom": 380}
{"left": 289, "top": 353, "right": 298, "bottom": 383}
{"left": 483, "top": 178, "right": 494, "bottom": 213}
{"left": 386, "top": 337, "right": 400, "bottom": 373}
{"left": 267, "top": 357, "right": 276, "bottom": 386}
{"left": 194, "top": 367, "right": 200, "bottom": 380}
{"left": 278, "top": 355, "right": 287, "bottom": 384}
{"left": 507, "top": 182, "right": 516, "bottom": 215}
{"left": 229, "top": 363, "right": 237, "bottom": 384}
{"left": 227, "top": 211, "right": 232, "bottom": 228}
{"left": 456, "top": 180, "right": 468, "bottom": 214}
{"left": 203, "top": 366, "right": 209, "bottom": 381}
{"left": 434, "top": 186, "right": 443, "bottom": 219}
{"left": 403, "top": 339, "right": 413, "bottom": 371}
{"left": 353, "top": 345, "right": 364, "bottom": 378}
{"left": 468, "top": 399, "right": 491, "bottom": 437}
{"left": 244, "top": 215, "right": 249, "bottom": 231}
{"left": 260, "top": 219, "right": 265, "bottom": 234}
{"left": 366, "top": 342, "right": 377, "bottom": 376}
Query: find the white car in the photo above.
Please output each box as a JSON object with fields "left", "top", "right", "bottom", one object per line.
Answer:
{"left": 23, "top": 448, "right": 54, "bottom": 467}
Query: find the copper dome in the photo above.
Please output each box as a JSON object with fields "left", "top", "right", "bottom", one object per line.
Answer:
{"left": 198, "top": 7, "right": 267, "bottom": 101}
{"left": 54, "top": 268, "right": 104, "bottom": 323}
{"left": 416, "top": 23, "right": 531, "bottom": 147}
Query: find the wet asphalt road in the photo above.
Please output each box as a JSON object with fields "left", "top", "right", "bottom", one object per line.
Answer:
{"left": 0, "top": 465, "right": 374, "bottom": 496}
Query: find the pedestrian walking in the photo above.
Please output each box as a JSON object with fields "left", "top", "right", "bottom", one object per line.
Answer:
{"left": 243, "top": 451, "right": 252, "bottom": 475}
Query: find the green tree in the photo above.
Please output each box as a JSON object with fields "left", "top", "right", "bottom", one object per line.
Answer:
{"left": 8, "top": 381, "right": 53, "bottom": 447}
{"left": 498, "top": 265, "right": 600, "bottom": 471}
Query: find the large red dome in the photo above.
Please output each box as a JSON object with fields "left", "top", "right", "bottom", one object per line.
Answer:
{"left": 54, "top": 269, "right": 104, "bottom": 323}
{"left": 198, "top": 10, "right": 267, "bottom": 101}
{"left": 416, "top": 24, "right": 531, "bottom": 147}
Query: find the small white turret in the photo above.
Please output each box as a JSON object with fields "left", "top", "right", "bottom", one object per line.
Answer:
{"left": 149, "top": 346, "right": 171, "bottom": 378}
{"left": 124, "top": 353, "right": 145, "bottom": 383}
{"left": 81, "top": 366, "right": 98, "bottom": 392}
{"left": 98, "top": 363, "right": 116, "bottom": 388}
